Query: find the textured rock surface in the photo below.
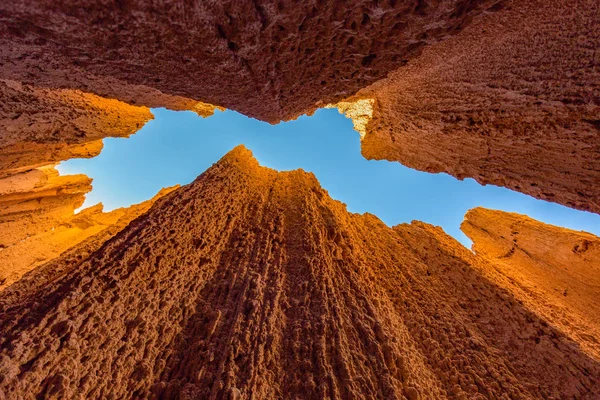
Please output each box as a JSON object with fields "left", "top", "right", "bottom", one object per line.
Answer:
{"left": 0, "top": 76, "right": 220, "bottom": 284}
{"left": 0, "top": 166, "right": 91, "bottom": 249}
{"left": 354, "top": 0, "right": 600, "bottom": 213}
{"left": 462, "top": 207, "right": 600, "bottom": 360}
{"left": 1, "top": 146, "right": 598, "bottom": 399}
{"left": 0, "top": 0, "right": 500, "bottom": 122}
{"left": 0, "top": 0, "right": 597, "bottom": 214}
{"left": 0, "top": 185, "right": 178, "bottom": 291}
{"left": 0, "top": 79, "right": 153, "bottom": 177}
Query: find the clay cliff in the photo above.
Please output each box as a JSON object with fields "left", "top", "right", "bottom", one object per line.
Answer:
{"left": 0, "top": 76, "right": 221, "bottom": 185}
{"left": 0, "top": 0, "right": 499, "bottom": 122}
{"left": 1, "top": 146, "right": 598, "bottom": 399}
{"left": 0, "top": 166, "right": 92, "bottom": 250}
{"left": 1, "top": 0, "right": 598, "bottom": 214}
{"left": 339, "top": 0, "right": 600, "bottom": 213}
{"left": 0, "top": 79, "right": 155, "bottom": 178}
{"left": 0, "top": 3, "right": 598, "bottom": 397}
{"left": 0, "top": 74, "right": 217, "bottom": 285}
{"left": 0, "top": 180, "right": 179, "bottom": 290}
{"left": 0, "top": 76, "right": 221, "bottom": 277}
{"left": 462, "top": 207, "right": 600, "bottom": 360}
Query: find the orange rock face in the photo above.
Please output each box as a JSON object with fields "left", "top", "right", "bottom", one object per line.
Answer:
{"left": 0, "top": 182, "right": 178, "bottom": 290}
{"left": 0, "top": 166, "right": 92, "bottom": 250}
{"left": 1, "top": 147, "right": 598, "bottom": 399}
{"left": 0, "top": 2, "right": 598, "bottom": 397}
{"left": 0, "top": 78, "right": 195, "bottom": 283}
{"left": 0, "top": 0, "right": 500, "bottom": 122}
{"left": 462, "top": 207, "right": 600, "bottom": 359}
{"left": 1, "top": 0, "right": 597, "bottom": 213}
{"left": 354, "top": 0, "right": 600, "bottom": 213}
{"left": 0, "top": 79, "right": 153, "bottom": 177}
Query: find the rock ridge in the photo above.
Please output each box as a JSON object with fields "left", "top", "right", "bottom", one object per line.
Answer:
{"left": 0, "top": 163, "right": 179, "bottom": 290}
{"left": 462, "top": 207, "right": 600, "bottom": 359}
{"left": 0, "top": 0, "right": 598, "bottom": 214}
{"left": 0, "top": 146, "right": 598, "bottom": 399}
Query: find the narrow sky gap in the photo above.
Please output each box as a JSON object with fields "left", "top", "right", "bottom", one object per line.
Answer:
{"left": 57, "top": 108, "right": 600, "bottom": 247}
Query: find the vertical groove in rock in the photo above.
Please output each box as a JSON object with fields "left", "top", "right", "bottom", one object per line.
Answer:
{"left": 0, "top": 146, "right": 598, "bottom": 399}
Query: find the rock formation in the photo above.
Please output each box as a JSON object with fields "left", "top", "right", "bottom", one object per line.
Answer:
{"left": 0, "top": 0, "right": 499, "bottom": 122}
{"left": 0, "top": 156, "right": 180, "bottom": 290}
{"left": 0, "top": 1, "right": 598, "bottom": 397}
{"left": 0, "top": 79, "right": 154, "bottom": 177}
{"left": 345, "top": 0, "right": 600, "bottom": 213}
{"left": 462, "top": 207, "right": 600, "bottom": 359}
{"left": 1, "top": 0, "right": 598, "bottom": 213}
{"left": 0, "top": 75, "right": 221, "bottom": 285}
{"left": 0, "top": 181, "right": 178, "bottom": 290}
{"left": 0, "top": 166, "right": 92, "bottom": 251}
{"left": 1, "top": 146, "right": 598, "bottom": 399}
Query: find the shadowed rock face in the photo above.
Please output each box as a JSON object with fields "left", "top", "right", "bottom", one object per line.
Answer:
{"left": 1, "top": 147, "right": 598, "bottom": 399}
{"left": 462, "top": 207, "right": 600, "bottom": 359}
{"left": 0, "top": 0, "right": 499, "bottom": 122}
{"left": 354, "top": 0, "right": 600, "bottom": 213}
{"left": 1, "top": 0, "right": 598, "bottom": 214}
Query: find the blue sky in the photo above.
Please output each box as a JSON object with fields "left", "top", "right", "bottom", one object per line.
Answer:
{"left": 58, "top": 107, "right": 600, "bottom": 247}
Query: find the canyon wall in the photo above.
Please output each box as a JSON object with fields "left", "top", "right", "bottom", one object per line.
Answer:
{"left": 0, "top": 0, "right": 499, "bottom": 122}
{"left": 0, "top": 4, "right": 597, "bottom": 398}
{"left": 1, "top": 0, "right": 597, "bottom": 214}
{"left": 0, "top": 79, "right": 154, "bottom": 177}
{"left": 0, "top": 166, "right": 91, "bottom": 250}
{"left": 0, "top": 143, "right": 179, "bottom": 289}
{"left": 462, "top": 207, "right": 600, "bottom": 359}
{"left": 0, "top": 146, "right": 598, "bottom": 399}
{"left": 0, "top": 179, "right": 178, "bottom": 290}
{"left": 354, "top": 0, "right": 600, "bottom": 213}
{"left": 0, "top": 77, "right": 207, "bottom": 285}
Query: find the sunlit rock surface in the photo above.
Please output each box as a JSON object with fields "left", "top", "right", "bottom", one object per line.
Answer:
{"left": 0, "top": 79, "right": 154, "bottom": 177}
{"left": 0, "top": 147, "right": 598, "bottom": 399}
{"left": 0, "top": 166, "right": 91, "bottom": 250}
{"left": 0, "top": 182, "right": 178, "bottom": 290}
{"left": 327, "top": 98, "right": 374, "bottom": 139}
{"left": 462, "top": 207, "right": 600, "bottom": 359}
{"left": 0, "top": 78, "right": 219, "bottom": 281}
